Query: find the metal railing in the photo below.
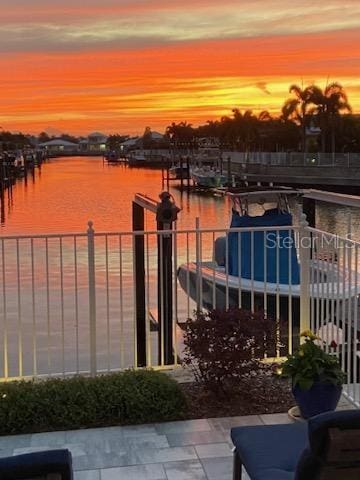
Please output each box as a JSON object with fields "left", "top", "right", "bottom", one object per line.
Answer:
{"left": 223, "top": 151, "right": 360, "bottom": 167}
{"left": 0, "top": 218, "right": 359, "bottom": 397}
{"left": 308, "top": 227, "right": 360, "bottom": 407}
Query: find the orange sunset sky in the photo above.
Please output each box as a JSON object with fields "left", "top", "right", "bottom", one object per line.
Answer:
{"left": 1, "top": 0, "right": 360, "bottom": 136}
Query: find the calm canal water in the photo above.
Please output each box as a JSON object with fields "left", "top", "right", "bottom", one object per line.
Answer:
{"left": 1, "top": 156, "right": 359, "bottom": 239}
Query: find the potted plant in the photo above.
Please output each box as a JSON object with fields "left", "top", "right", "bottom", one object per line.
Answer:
{"left": 282, "top": 330, "right": 345, "bottom": 418}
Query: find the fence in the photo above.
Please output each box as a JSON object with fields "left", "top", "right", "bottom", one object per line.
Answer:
{"left": 308, "top": 227, "right": 360, "bottom": 407}
{"left": 0, "top": 218, "right": 359, "bottom": 407}
{"left": 224, "top": 151, "right": 360, "bottom": 167}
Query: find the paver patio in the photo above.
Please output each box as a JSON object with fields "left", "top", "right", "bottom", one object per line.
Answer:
{"left": 1, "top": 396, "right": 353, "bottom": 480}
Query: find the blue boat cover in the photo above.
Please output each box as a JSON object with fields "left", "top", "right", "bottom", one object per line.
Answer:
{"left": 228, "top": 208, "right": 300, "bottom": 284}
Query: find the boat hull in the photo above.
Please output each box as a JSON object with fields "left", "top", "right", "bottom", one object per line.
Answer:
{"left": 191, "top": 172, "right": 227, "bottom": 188}
{"left": 177, "top": 260, "right": 360, "bottom": 349}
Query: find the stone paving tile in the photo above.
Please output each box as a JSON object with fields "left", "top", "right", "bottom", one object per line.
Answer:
{"left": 13, "top": 443, "right": 87, "bottom": 458}
{"left": 166, "top": 430, "right": 227, "bottom": 447}
{"left": 80, "top": 435, "right": 169, "bottom": 456}
{"left": 65, "top": 426, "right": 132, "bottom": 444}
{"left": 200, "top": 456, "right": 233, "bottom": 480}
{"left": 209, "top": 415, "right": 263, "bottom": 432}
{"left": 13, "top": 446, "right": 59, "bottom": 456}
{"left": 154, "top": 420, "right": 212, "bottom": 435}
{"left": 163, "top": 460, "right": 207, "bottom": 480}
{"left": 73, "top": 451, "right": 137, "bottom": 471}
{"left": 119, "top": 425, "right": 158, "bottom": 437}
{"left": 195, "top": 443, "right": 232, "bottom": 459}
{"left": 137, "top": 446, "right": 198, "bottom": 464}
{"left": 74, "top": 469, "right": 101, "bottom": 480}
{"left": 121, "top": 434, "right": 169, "bottom": 450}
{"left": 0, "top": 434, "right": 32, "bottom": 450}
{"left": 260, "top": 413, "right": 292, "bottom": 425}
{"left": 31, "top": 431, "right": 67, "bottom": 447}
{"left": 101, "top": 463, "right": 166, "bottom": 480}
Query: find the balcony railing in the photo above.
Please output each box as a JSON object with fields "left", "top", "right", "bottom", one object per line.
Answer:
{"left": 0, "top": 219, "right": 359, "bottom": 406}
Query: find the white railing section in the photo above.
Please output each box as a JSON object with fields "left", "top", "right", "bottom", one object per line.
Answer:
{"left": 224, "top": 151, "right": 360, "bottom": 167}
{"left": 308, "top": 226, "right": 360, "bottom": 407}
{"left": 0, "top": 219, "right": 359, "bottom": 398}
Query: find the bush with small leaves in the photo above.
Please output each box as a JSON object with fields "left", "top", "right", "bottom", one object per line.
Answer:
{"left": 0, "top": 370, "right": 188, "bottom": 435}
{"left": 183, "top": 308, "right": 280, "bottom": 393}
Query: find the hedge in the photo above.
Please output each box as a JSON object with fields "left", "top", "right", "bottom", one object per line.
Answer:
{"left": 0, "top": 370, "right": 188, "bottom": 435}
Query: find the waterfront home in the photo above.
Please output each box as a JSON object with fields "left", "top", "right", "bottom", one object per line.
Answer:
{"left": 120, "top": 136, "right": 140, "bottom": 153}
{"left": 39, "top": 138, "right": 79, "bottom": 155}
{"left": 79, "top": 132, "right": 108, "bottom": 154}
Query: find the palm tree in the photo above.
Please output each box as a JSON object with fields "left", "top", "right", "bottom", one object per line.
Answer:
{"left": 281, "top": 85, "right": 312, "bottom": 151}
{"left": 166, "top": 122, "right": 194, "bottom": 144}
{"left": 231, "top": 109, "right": 258, "bottom": 151}
{"left": 324, "top": 83, "right": 352, "bottom": 154}
{"left": 306, "top": 83, "right": 352, "bottom": 153}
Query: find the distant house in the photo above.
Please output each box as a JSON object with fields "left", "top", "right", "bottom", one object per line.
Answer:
{"left": 140, "top": 130, "right": 168, "bottom": 149}
{"left": 120, "top": 137, "right": 140, "bottom": 152}
{"left": 79, "top": 132, "right": 108, "bottom": 154}
{"left": 39, "top": 138, "right": 79, "bottom": 155}
{"left": 148, "top": 131, "right": 164, "bottom": 141}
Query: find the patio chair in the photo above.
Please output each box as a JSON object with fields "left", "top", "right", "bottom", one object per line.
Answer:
{"left": 0, "top": 449, "right": 73, "bottom": 480}
{"left": 231, "top": 410, "right": 360, "bottom": 480}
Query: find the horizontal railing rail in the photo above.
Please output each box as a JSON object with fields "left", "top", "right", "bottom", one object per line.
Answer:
{"left": 223, "top": 151, "right": 360, "bottom": 168}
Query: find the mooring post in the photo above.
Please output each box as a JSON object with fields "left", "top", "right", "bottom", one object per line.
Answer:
{"left": 302, "top": 196, "right": 316, "bottom": 228}
{"left": 156, "top": 192, "right": 180, "bottom": 365}
{"left": 227, "top": 156, "right": 231, "bottom": 185}
{"left": 186, "top": 156, "right": 190, "bottom": 189}
{"left": 132, "top": 201, "right": 147, "bottom": 367}
{"left": 0, "top": 187, "right": 5, "bottom": 224}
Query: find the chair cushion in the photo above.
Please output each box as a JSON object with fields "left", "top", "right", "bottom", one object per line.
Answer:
{"left": 294, "top": 448, "right": 321, "bottom": 480}
{"left": 0, "top": 449, "right": 73, "bottom": 480}
{"left": 231, "top": 423, "right": 308, "bottom": 480}
{"left": 309, "top": 409, "right": 360, "bottom": 456}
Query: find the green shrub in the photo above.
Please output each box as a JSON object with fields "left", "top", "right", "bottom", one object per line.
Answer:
{"left": 0, "top": 370, "right": 188, "bottom": 435}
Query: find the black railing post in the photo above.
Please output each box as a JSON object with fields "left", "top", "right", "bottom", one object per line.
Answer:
{"left": 132, "top": 201, "right": 147, "bottom": 367}
{"left": 156, "top": 192, "right": 180, "bottom": 365}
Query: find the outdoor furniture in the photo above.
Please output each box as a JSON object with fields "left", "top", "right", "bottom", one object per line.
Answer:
{"left": 231, "top": 410, "right": 360, "bottom": 480}
{"left": 0, "top": 449, "right": 73, "bottom": 480}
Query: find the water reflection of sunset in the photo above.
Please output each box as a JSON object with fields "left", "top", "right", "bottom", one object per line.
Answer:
{"left": 0, "top": 158, "right": 229, "bottom": 234}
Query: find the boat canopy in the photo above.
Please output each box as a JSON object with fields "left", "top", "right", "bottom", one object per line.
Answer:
{"left": 228, "top": 208, "right": 300, "bottom": 284}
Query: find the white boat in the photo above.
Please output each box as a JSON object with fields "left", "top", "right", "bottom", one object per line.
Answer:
{"left": 191, "top": 166, "right": 227, "bottom": 188}
{"left": 177, "top": 187, "right": 360, "bottom": 339}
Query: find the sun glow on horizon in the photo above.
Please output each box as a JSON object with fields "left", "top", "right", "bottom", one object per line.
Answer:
{"left": 1, "top": 1, "right": 360, "bottom": 135}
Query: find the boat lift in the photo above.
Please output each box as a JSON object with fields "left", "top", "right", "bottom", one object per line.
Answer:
{"left": 132, "top": 191, "right": 180, "bottom": 367}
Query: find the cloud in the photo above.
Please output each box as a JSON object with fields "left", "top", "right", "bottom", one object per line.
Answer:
{"left": 256, "top": 82, "right": 271, "bottom": 95}
{"left": 0, "top": 1, "right": 359, "bottom": 52}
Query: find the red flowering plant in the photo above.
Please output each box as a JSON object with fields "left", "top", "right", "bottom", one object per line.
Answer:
{"left": 183, "top": 307, "right": 280, "bottom": 393}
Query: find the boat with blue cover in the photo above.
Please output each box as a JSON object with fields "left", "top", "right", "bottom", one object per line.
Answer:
{"left": 177, "top": 187, "right": 359, "bottom": 342}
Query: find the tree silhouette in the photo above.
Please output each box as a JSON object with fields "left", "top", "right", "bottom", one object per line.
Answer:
{"left": 281, "top": 85, "right": 313, "bottom": 151}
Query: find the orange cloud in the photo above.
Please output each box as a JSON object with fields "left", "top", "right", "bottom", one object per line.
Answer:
{"left": 1, "top": 28, "right": 359, "bottom": 134}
